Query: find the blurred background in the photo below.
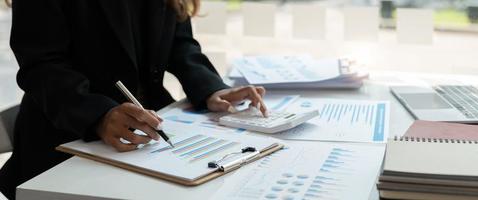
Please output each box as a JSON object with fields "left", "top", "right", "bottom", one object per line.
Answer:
{"left": 3, "top": 0, "right": 478, "bottom": 114}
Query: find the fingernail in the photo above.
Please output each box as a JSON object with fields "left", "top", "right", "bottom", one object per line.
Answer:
{"left": 227, "top": 106, "right": 237, "bottom": 113}
{"left": 137, "top": 144, "right": 145, "bottom": 149}
{"left": 155, "top": 113, "right": 163, "bottom": 122}
{"left": 156, "top": 124, "right": 163, "bottom": 131}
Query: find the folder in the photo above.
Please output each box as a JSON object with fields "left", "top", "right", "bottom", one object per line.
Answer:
{"left": 57, "top": 131, "right": 284, "bottom": 186}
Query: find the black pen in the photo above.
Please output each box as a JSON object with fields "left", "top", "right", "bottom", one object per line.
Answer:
{"left": 115, "top": 81, "right": 174, "bottom": 148}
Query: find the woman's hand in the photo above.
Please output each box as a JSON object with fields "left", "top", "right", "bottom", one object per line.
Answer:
{"left": 96, "top": 103, "right": 162, "bottom": 152}
{"left": 207, "top": 86, "right": 268, "bottom": 116}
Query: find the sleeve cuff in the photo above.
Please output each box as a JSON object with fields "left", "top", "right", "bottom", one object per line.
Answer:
{"left": 77, "top": 94, "right": 118, "bottom": 142}
{"left": 190, "top": 83, "right": 230, "bottom": 110}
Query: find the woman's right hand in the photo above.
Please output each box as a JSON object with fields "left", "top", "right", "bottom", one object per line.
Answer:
{"left": 96, "top": 103, "right": 162, "bottom": 152}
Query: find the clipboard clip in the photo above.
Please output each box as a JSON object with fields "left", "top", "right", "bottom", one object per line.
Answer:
{"left": 208, "top": 147, "right": 259, "bottom": 173}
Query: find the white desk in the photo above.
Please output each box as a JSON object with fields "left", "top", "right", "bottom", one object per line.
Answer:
{"left": 16, "top": 71, "right": 427, "bottom": 200}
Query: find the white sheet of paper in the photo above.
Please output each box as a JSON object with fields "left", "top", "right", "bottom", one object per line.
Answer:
{"left": 343, "top": 7, "right": 379, "bottom": 41}
{"left": 396, "top": 8, "right": 434, "bottom": 44}
{"left": 61, "top": 125, "right": 279, "bottom": 181}
{"left": 242, "top": 2, "right": 277, "bottom": 37}
{"left": 274, "top": 98, "right": 390, "bottom": 143}
{"left": 193, "top": 1, "right": 227, "bottom": 34}
{"left": 233, "top": 55, "right": 341, "bottom": 84}
{"left": 210, "top": 142, "right": 385, "bottom": 200}
{"left": 160, "top": 95, "right": 299, "bottom": 135}
{"left": 263, "top": 95, "right": 300, "bottom": 112}
{"left": 160, "top": 103, "right": 246, "bottom": 134}
{"left": 290, "top": 4, "right": 326, "bottom": 39}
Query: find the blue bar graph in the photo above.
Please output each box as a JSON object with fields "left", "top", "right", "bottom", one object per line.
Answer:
{"left": 319, "top": 103, "right": 385, "bottom": 126}
{"left": 179, "top": 139, "right": 227, "bottom": 157}
{"left": 373, "top": 103, "right": 386, "bottom": 141}
{"left": 172, "top": 137, "right": 215, "bottom": 154}
{"left": 316, "top": 102, "right": 387, "bottom": 142}
{"left": 190, "top": 142, "right": 239, "bottom": 162}
{"left": 164, "top": 115, "right": 195, "bottom": 124}
{"left": 271, "top": 96, "right": 295, "bottom": 110}
{"left": 149, "top": 134, "right": 241, "bottom": 163}
{"left": 302, "top": 147, "right": 359, "bottom": 199}
{"left": 150, "top": 134, "right": 204, "bottom": 154}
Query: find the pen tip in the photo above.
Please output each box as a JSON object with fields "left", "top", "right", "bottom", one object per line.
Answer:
{"left": 167, "top": 141, "right": 174, "bottom": 148}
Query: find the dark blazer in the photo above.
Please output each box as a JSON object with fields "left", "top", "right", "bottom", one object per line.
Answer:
{"left": 0, "top": 0, "right": 228, "bottom": 199}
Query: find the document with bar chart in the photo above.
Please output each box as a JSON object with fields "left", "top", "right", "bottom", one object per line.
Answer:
{"left": 57, "top": 127, "right": 281, "bottom": 182}
{"left": 160, "top": 103, "right": 243, "bottom": 134}
{"left": 273, "top": 98, "right": 390, "bottom": 143}
{"left": 210, "top": 142, "right": 386, "bottom": 200}
{"left": 160, "top": 95, "right": 300, "bottom": 134}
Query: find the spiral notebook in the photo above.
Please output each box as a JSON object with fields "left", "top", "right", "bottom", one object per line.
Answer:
{"left": 383, "top": 136, "right": 478, "bottom": 180}
{"left": 378, "top": 136, "right": 478, "bottom": 199}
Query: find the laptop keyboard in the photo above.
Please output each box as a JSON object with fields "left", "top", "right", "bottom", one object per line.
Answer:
{"left": 433, "top": 85, "right": 478, "bottom": 119}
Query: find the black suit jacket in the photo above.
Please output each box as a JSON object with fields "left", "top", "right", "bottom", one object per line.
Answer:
{"left": 0, "top": 0, "right": 228, "bottom": 199}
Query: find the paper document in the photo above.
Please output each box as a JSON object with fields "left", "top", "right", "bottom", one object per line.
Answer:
{"left": 210, "top": 142, "right": 386, "bottom": 200}
{"left": 275, "top": 98, "right": 390, "bottom": 143}
{"left": 233, "top": 55, "right": 341, "bottom": 84}
{"left": 260, "top": 94, "right": 300, "bottom": 112}
{"left": 161, "top": 95, "right": 300, "bottom": 133}
{"left": 60, "top": 126, "right": 279, "bottom": 181}
{"left": 160, "top": 103, "right": 246, "bottom": 134}
{"left": 229, "top": 56, "right": 368, "bottom": 89}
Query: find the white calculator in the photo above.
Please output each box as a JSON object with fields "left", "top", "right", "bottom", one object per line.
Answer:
{"left": 219, "top": 107, "right": 319, "bottom": 134}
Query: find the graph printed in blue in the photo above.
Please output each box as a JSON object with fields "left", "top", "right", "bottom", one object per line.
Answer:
{"left": 149, "top": 134, "right": 240, "bottom": 162}
{"left": 300, "top": 148, "right": 356, "bottom": 199}
{"left": 318, "top": 103, "right": 387, "bottom": 142}
{"left": 271, "top": 96, "right": 295, "bottom": 111}
{"left": 373, "top": 103, "right": 386, "bottom": 142}
{"left": 164, "top": 115, "right": 195, "bottom": 124}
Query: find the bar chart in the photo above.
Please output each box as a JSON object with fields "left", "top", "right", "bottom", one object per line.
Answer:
{"left": 276, "top": 99, "right": 390, "bottom": 143}
{"left": 150, "top": 134, "right": 239, "bottom": 162}
{"left": 210, "top": 143, "right": 385, "bottom": 200}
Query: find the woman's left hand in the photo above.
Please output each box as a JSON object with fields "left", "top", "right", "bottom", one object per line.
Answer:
{"left": 206, "top": 86, "right": 268, "bottom": 117}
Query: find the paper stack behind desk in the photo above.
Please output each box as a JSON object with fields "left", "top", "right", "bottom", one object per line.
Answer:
{"left": 228, "top": 55, "right": 369, "bottom": 89}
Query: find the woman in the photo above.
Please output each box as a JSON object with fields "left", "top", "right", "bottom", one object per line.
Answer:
{"left": 0, "top": 0, "right": 267, "bottom": 199}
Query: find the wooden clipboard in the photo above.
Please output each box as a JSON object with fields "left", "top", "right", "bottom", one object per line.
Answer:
{"left": 56, "top": 142, "right": 284, "bottom": 186}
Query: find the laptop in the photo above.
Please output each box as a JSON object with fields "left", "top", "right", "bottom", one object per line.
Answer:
{"left": 390, "top": 85, "right": 478, "bottom": 123}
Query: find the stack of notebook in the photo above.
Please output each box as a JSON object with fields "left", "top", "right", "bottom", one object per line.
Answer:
{"left": 377, "top": 121, "right": 478, "bottom": 200}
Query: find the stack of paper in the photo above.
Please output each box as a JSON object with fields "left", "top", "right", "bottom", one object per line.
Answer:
{"left": 228, "top": 55, "right": 369, "bottom": 89}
